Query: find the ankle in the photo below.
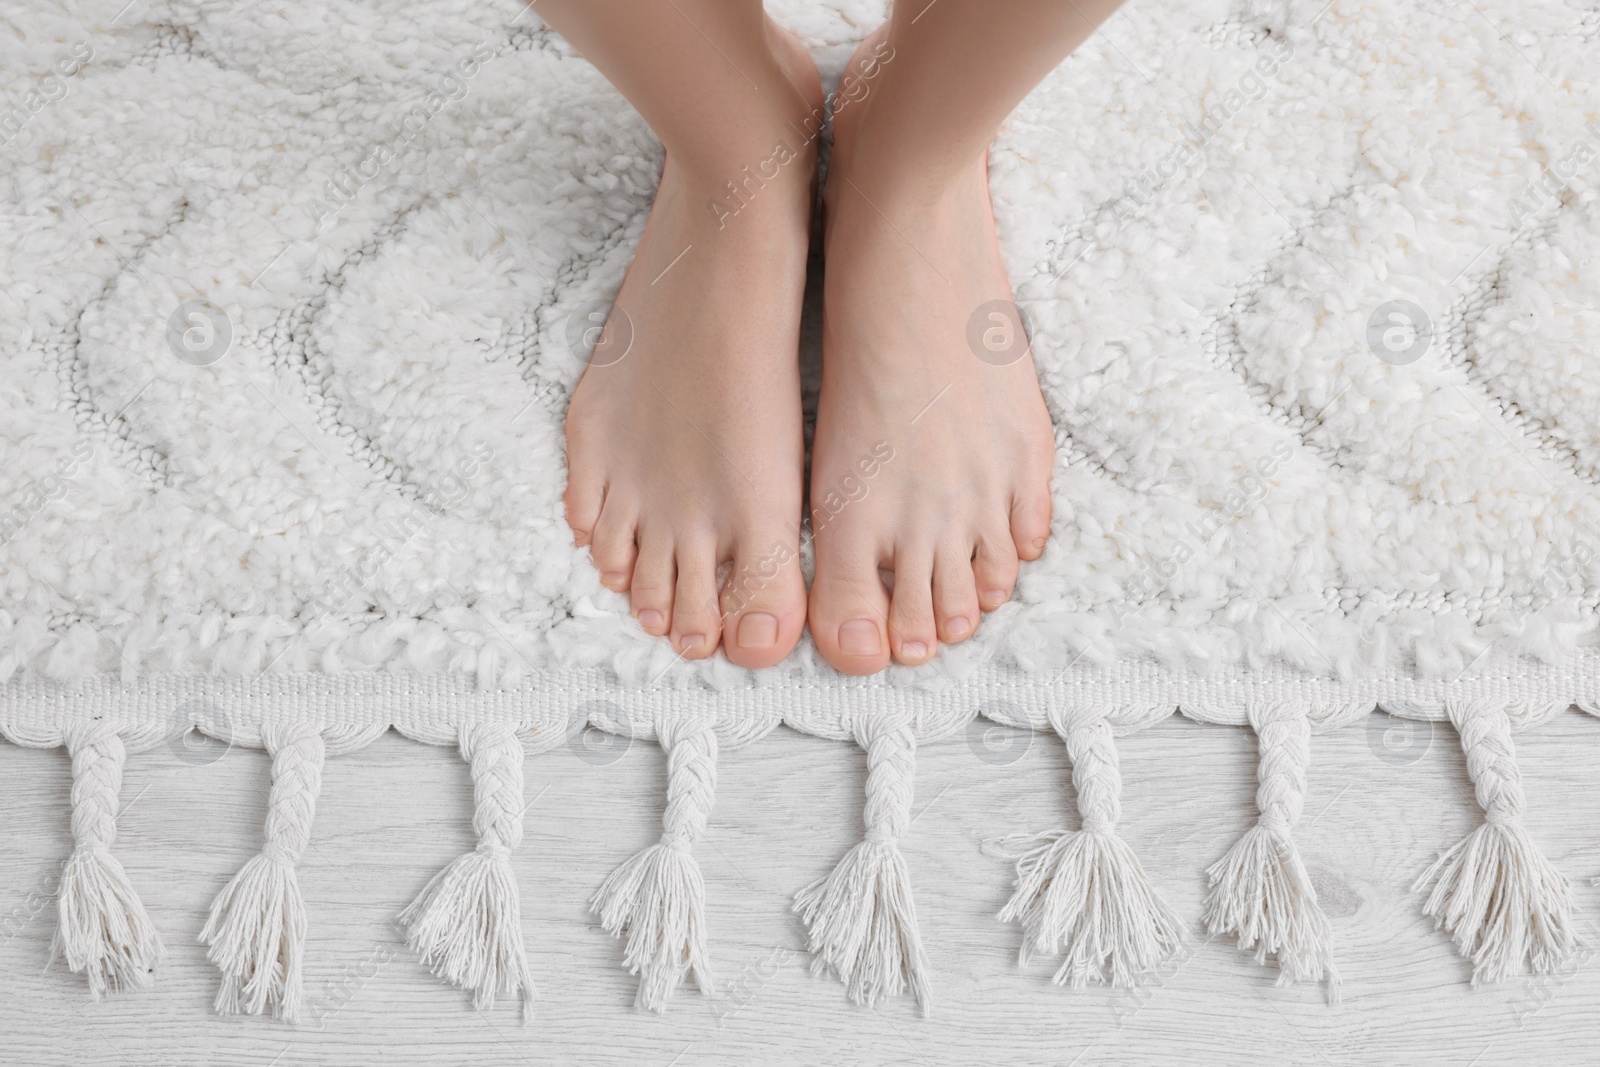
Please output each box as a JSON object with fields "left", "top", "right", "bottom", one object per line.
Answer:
{"left": 658, "top": 22, "right": 823, "bottom": 207}
{"left": 664, "top": 109, "right": 818, "bottom": 181}
{"left": 668, "top": 123, "right": 820, "bottom": 234}
{"left": 827, "top": 138, "right": 988, "bottom": 229}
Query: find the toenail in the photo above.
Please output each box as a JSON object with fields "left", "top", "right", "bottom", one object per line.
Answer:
{"left": 637, "top": 609, "right": 664, "bottom": 631}
{"left": 901, "top": 641, "right": 929, "bottom": 661}
{"left": 737, "top": 612, "right": 779, "bottom": 650}
{"left": 947, "top": 616, "right": 972, "bottom": 638}
{"left": 839, "top": 619, "right": 881, "bottom": 656}
{"left": 1033, "top": 537, "right": 1046, "bottom": 550}
{"left": 680, "top": 633, "right": 706, "bottom": 651}
{"left": 983, "top": 590, "right": 1009, "bottom": 609}
{"left": 602, "top": 571, "right": 627, "bottom": 589}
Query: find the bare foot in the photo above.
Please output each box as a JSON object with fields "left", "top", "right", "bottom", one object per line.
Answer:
{"left": 808, "top": 30, "right": 1056, "bottom": 675}
{"left": 563, "top": 21, "right": 821, "bottom": 668}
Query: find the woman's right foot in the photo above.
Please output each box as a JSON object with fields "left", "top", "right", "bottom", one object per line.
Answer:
{"left": 562, "top": 20, "right": 821, "bottom": 669}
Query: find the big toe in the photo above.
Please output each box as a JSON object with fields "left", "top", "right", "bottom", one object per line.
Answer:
{"left": 809, "top": 549, "right": 891, "bottom": 676}
{"left": 720, "top": 536, "right": 806, "bottom": 669}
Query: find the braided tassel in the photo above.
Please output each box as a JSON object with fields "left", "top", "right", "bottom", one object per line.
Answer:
{"left": 1414, "top": 700, "right": 1574, "bottom": 983}
{"left": 591, "top": 716, "right": 716, "bottom": 1012}
{"left": 52, "top": 721, "right": 163, "bottom": 996}
{"left": 988, "top": 705, "right": 1184, "bottom": 988}
{"left": 400, "top": 723, "right": 535, "bottom": 1015}
{"left": 200, "top": 724, "right": 324, "bottom": 1021}
{"left": 794, "top": 709, "right": 930, "bottom": 1013}
{"left": 1204, "top": 701, "right": 1338, "bottom": 995}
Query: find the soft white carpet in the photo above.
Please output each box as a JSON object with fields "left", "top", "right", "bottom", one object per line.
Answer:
{"left": 1, "top": 0, "right": 1598, "bottom": 1028}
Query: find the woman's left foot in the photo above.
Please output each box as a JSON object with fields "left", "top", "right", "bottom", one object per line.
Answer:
{"left": 808, "top": 37, "right": 1057, "bottom": 675}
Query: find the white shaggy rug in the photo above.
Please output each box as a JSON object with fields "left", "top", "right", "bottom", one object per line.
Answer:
{"left": 2, "top": 0, "right": 1599, "bottom": 1026}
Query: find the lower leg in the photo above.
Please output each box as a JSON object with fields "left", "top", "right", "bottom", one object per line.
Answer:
{"left": 546, "top": 1, "right": 821, "bottom": 668}
{"left": 841, "top": 0, "right": 1125, "bottom": 201}
{"left": 539, "top": 0, "right": 819, "bottom": 179}
{"left": 810, "top": 0, "right": 1123, "bottom": 675}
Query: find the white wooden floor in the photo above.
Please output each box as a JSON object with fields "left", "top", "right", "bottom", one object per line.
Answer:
{"left": 3, "top": 708, "right": 1600, "bottom": 1066}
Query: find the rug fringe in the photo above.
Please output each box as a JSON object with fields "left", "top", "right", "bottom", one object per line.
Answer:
{"left": 794, "top": 711, "right": 930, "bottom": 1014}
{"left": 1415, "top": 700, "right": 1575, "bottom": 982}
{"left": 1204, "top": 702, "right": 1338, "bottom": 998}
{"left": 51, "top": 723, "right": 162, "bottom": 997}
{"left": 200, "top": 725, "right": 323, "bottom": 1021}
{"left": 591, "top": 716, "right": 716, "bottom": 1012}
{"left": 400, "top": 724, "right": 535, "bottom": 1017}
{"left": 27, "top": 694, "right": 1595, "bottom": 1019}
{"left": 988, "top": 706, "right": 1183, "bottom": 987}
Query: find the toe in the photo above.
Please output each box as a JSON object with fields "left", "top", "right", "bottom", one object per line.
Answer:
{"left": 669, "top": 538, "right": 723, "bottom": 659}
{"left": 562, "top": 474, "right": 603, "bottom": 548}
{"left": 973, "top": 531, "right": 1020, "bottom": 613}
{"left": 810, "top": 542, "right": 892, "bottom": 676}
{"left": 590, "top": 498, "right": 638, "bottom": 592}
{"left": 887, "top": 544, "right": 938, "bottom": 665}
{"left": 720, "top": 534, "right": 806, "bottom": 670}
{"left": 933, "top": 544, "right": 980, "bottom": 644}
{"left": 1010, "top": 489, "right": 1053, "bottom": 562}
{"left": 629, "top": 529, "right": 675, "bottom": 636}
